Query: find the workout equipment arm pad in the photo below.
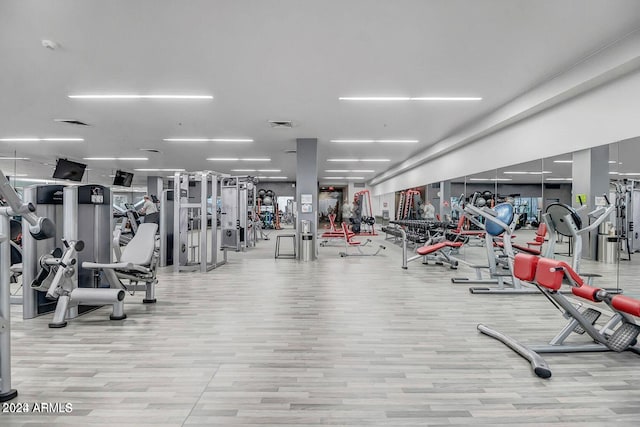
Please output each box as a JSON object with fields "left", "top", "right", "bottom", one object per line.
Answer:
{"left": 571, "top": 284, "right": 603, "bottom": 302}
{"left": 611, "top": 295, "right": 640, "bottom": 317}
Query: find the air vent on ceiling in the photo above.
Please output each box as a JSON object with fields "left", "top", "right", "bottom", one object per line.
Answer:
{"left": 284, "top": 149, "right": 297, "bottom": 154}
{"left": 139, "top": 148, "right": 162, "bottom": 154}
{"left": 354, "top": 182, "right": 366, "bottom": 188}
{"left": 54, "top": 118, "right": 90, "bottom": 126}
{"left": 268, "top": 120, "right": 293, "bottom": 128}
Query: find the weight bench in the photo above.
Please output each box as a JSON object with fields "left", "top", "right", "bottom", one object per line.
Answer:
{"left": 338, "top": 221, "right": 385, "bottom": 257}
{"left": 83, "top": 222, "right": 159, "bottom": 304}
{"left": 478, "top": 253, "right": 640, "bottom": 378}
{"left": 404, "top": 240, "right": 462, "bottom": 269}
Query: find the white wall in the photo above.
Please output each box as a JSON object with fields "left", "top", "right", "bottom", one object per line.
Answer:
{"left": 370, "top": 31, "right": 640, "bottom": 195}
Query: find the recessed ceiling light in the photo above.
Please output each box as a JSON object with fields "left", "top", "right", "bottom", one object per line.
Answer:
{"left": 0, "top": 138, "right": 84, "bottom": 142}
{"left": 338, "top": 96, "right": 482, "bottom": 101}
{"left": 553, "top": 160, "right": 573, "bottom": 164}
{"left": 0, "top": 157, "right": 30, "bottom": 160}
{"left": 163, "top": 138, "right": 253, "bottom": 142}
{"left": 84, "top": 157, "right": 148, "bottom": 161}
{"left": 68, "top": 94, "right": 213, "bottom": 100}
{"left": 134, "top": 168, "right": 186, "bottom": 172}
{"left": 330, "top": 139, "right": 418, "bottom": 143}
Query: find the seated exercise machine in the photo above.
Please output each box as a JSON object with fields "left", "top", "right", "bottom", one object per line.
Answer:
{"left": 388, "top": 220, "right": 462, "bottom": 269}
{"left": 32, "top": 239, "right": 126, "bottom": 328}
{"left": 0, "top": 169, "right": 56, "bottom": 401}
{"left": 338, "top": 222, "right": 385, "bottom": 257}
{"left": 544, "top": 198, "right": 616, "bottom": 276}
{"left": 452, "top": 193, "right": 539, "bottom": 294}
{"left": 478, "top": 253, "right": 640, "bottom": 378}
{"left": 83, "top": 222, "right": 159, "bottom": 304}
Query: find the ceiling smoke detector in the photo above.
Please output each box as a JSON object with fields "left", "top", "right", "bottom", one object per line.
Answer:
{"left": 268, "top": 120, "right": 294, "bottom": 128}
{"left": 54, "top": 118, "right": 90, "bottom": 126}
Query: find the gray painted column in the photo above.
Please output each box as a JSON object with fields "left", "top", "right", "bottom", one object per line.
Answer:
{"left": 440, "top": 180, "right": 452, "bottom": 220}
{"left": 296, "top": 138, "right": 318, "bottom": 260}
{"left": 147, "top": 176, "right": 163, "bottom": 199}
{"left": 572, "top": 145, "right": 609, "bottom": 260}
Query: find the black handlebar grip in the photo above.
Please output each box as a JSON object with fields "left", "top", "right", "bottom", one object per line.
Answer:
{"left": 75, "top": 240, "right": 85, "bottom": 252}
{"left": 27, "top": 202, "right": 36, "bottom": 212}
{"left": 603, "top": 194, "right": 610, "bottom": 205}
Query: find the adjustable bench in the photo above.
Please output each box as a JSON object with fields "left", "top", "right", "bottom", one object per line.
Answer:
{"left": 338, "top": 222, "right": 385, "bottom": 257}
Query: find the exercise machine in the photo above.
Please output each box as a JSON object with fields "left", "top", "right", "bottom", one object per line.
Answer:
{"left": 0, "top": 169, "right": 56, "bottom": 401}
{"left": 29, "top": 185, "right": 126, "bottom": 328}
{"left": 158, "top": 189, "right": 174, "bottom": 267}
{"left": 351, "top": 190, "right": 377, "bottom": 235}
{"left": 220, "top": 176, "right": 257, "bottom": 251}
{"left": 451, "top": 193, "right": 539, "bottom": 294}
{"left": 338, "top": 222, "right": 385, "bottom": 257}
{"left": 478, "top": 253, "right": 640, "bottom": 378}
{"left": 83, "top": 222, "right": 159, "bottom": 304}
{"left": 173, "top": 171, "right": 226, "bottom": 272}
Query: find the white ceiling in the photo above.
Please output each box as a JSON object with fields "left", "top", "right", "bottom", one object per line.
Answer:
{"left": 2, "top": 0, "right": 640, "bottom": 189}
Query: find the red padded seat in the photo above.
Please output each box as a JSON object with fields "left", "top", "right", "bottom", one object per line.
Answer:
{"left": 416, "top": 241, "right": 462, "bottom": 256}
{"left": 513, "top": 253, "right": 538, "bottom": 282}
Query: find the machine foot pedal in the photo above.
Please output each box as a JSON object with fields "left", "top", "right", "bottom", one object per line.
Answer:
{"left": 607, "top": 322, "right": 640, "bottom": 352}
{"left": 573, "top": 308, "right": 601, "bottom": 334}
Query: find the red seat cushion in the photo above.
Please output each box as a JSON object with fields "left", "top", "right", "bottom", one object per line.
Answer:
{"left": 513, "top": 253, "right": 539, "bottom": 282}
{"left": 416, "top": 241, "right": 462, "bottom": 256}
{"left": 534, "top": 258, "right": 565, "bottom": 291}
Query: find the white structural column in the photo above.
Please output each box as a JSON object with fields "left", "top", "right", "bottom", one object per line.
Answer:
{"left": 439, "top": 180, "right": 452, "bottom": 220}
{"left": 296, "top": 138, "right": 318, "bottom": 260}
{"left": 572, "top": 145, "right": 609, "bottom": 260}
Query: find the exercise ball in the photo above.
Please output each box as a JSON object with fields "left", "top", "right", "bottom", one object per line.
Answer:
{"left": 265, "top": 190, "right": 275, "bottom": 198}
{"left": 258, "top": 189, "right": 266, "bottom": 198}
{"left": 475, "top": 197, "right": 486, "bottom": 208}
{"left": 262, "top": 196, "right": 273, "bottom": 206}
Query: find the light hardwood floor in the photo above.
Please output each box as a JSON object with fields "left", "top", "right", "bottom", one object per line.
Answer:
{"left": 3, "top": 228, "right": 640, "bottom": 426}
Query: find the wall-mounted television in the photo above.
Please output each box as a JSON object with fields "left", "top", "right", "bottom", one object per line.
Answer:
{"left": 52, "top": 158, "right": 86, "bottom": 182}
{"left": 113, "top": 170, "right": 134, "bottom": 187}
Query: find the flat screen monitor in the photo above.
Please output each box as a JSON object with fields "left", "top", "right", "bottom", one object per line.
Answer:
{"left": 113, "top": 170, "right": 134, "bottom": 187}
{"left": 52, "top": 158, "right": 86, "bottom": 182}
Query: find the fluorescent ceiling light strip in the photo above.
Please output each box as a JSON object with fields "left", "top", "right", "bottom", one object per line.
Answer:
{"left": 0, "top": 157, "right": 30, "bottom": 160}
{"left": 164, "top": 138, "right": 253, "bottom": 142}
{"left": 231, "top": 169, "right": 256, "bottom": 172}
{"left": 503, "top": 171, "right": 552, "bottom": 175}
{"left": 360, "top": 159, "right": 390, "bottom": 162}
{"left": 338, "top": 97, "right": 481, "bottom": 101}
{"left": 257, "top": 176, "right": 287, "bottom": 179}
{"left": 322, "top": 177, "right": 365, "bottom": 180}
{"left": 134, "top": 168, "right": 185, "bottom": 172}
{"left": 84, "top": 157, "right": 148, "bottom": 161}
{"left": 207, "top": 158, "right": 239, "bottom": 161}
{"left": 325, "top": 170, "right": 375, "bottom": 173}
{"left": 0, "top": 138, "right": 84, "bottom": 142}
{"left": 69, "top": 94, "right": 213, "bottom": 99}
{"left": 257, "top": 169, "right": 281, "bottom": 172}
{"left": 553, "top": 160, "right": 573, "bottom": 163}
{"left": 327, "top": 159, "right": 358, "bottom": 162}
{"left": 469, "top": 178, "right": 512, "bottom": 181}
{"left": 242, "top": 158, "right": 270, "bottom": 161}
{"left": 330, "top": 139, "right": 418, "bottom": 143}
